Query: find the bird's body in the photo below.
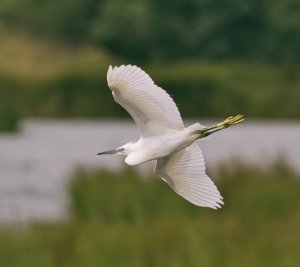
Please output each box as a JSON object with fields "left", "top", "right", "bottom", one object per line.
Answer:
{"left": 123, "top": 123, "right": 201, "bottom": 166}
{"left": 98, "top": 65, "right": 244, "bottom": 209}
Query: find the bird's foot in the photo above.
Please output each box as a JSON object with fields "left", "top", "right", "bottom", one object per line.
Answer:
{"left": 194, "top": 114, "right": 244, "bottom": 138}
{"left": 216, "top": 114, "right": 244, "bottom": 129}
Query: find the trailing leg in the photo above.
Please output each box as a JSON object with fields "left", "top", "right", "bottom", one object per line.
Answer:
{"left": 194, "top": 115, "right": 244, "bottom": 139}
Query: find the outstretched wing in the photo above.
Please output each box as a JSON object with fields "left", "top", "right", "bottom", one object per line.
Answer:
{"left": 155, "top": 143, "right": 223, "bottom": 209}
{"left": 107, "top": 65, "right": 184, "bottom": 137}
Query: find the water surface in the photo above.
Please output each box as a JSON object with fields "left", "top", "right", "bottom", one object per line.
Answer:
{"left": 0, "top": 119, "right": 299, "bottom": 222}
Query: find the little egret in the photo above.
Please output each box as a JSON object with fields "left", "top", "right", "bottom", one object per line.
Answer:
{"left": 98, "top": 65, "right": 244, "bottom": 209}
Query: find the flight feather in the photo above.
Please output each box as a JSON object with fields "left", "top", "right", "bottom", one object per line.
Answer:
{"left": 155, "top": 143, "right": 224, "bottom": 209}
{"left": 107, "top": 65, "right": 184, "bottom": 137}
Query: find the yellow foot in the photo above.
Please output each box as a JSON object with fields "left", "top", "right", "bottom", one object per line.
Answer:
{"left": 216, "top": 114, "right": 244, "bottom": 129}
{"left": 195, "top": 114, "right": 244, "bottom": 138}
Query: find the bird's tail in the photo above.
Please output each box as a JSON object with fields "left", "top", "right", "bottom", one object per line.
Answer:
{"left": 193, "top": 115, "right": 244, "bottom": 139}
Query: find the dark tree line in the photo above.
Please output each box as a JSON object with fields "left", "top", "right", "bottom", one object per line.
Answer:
{"left": 1, "top": 0, "right": 299, "bottom": 64}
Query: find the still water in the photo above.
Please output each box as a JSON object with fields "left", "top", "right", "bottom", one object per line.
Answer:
{"left": 0, "top": 119, "right": 299, "bottom": 223}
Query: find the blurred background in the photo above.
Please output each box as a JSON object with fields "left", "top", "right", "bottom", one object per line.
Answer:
{"left": 0, "top": 0, "right": 300, "bottom": 266}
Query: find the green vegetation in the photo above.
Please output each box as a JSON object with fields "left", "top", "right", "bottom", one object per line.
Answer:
{"left": 0, "top": 27, "right": 119, "bottom": 120}
{"left": 1, "top": 0, "right": 300, "bottom": 64}
{"left": 150, "top": 61, "right": 300, "bottom": 118}
{"left": 1, "top": 29, "right": 300, "bottom": 121}
{"left": 1, "top": 0, "right": 300, "bottom": 130}
{"left": 0, "top": 102, "right": 19, "bottom": 132}
{"left": 0, "top": 164, "right": 299, "bottom": 267}
{"left": 0, "top": 0, "right": 299, "bottom": 264}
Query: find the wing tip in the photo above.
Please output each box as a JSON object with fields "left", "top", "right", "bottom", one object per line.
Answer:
{"left": 174, "top": 185, "right": 224, "bottom": 209}
{"left": 213, "top": 199, "right": 224, "bottom": 209}
{"left": 193, "top": 197, "right": 224, "bottom": 209}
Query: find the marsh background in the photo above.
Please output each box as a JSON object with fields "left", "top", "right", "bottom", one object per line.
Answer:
{"left": 0, "top": 0, "right": 300, "bottom": 266}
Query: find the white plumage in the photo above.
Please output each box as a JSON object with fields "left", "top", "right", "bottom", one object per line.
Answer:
{"left": 99, "top": 64, "right": 243, "bottom": 208}
{"left": 107, "top": 65, "right": 184, "bottom": 137}
{"left": 155, "top": 143, "right": 223, "bottom": 208}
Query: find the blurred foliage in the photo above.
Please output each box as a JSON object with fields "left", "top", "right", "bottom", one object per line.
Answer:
{"left": 0, "top": 0, "right": 300, "bottom": 64}
{"left": 0, "top": 0, "right": 300, "bottom": 125}
{"left": 0, "top": 28, "right": 299, "bottom": 119}
{"left": 0, "top": 102, "right": 19, "bottom": 132}
{"left": 0, "top": 164, "right": 300, "bottom": 266}
{"left": 149, "top": 61, "right": 300, "bottom": 118}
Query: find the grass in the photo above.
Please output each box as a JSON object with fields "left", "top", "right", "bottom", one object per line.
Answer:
{"left": 0, "top": 163, "right": 300, "bottom": 267}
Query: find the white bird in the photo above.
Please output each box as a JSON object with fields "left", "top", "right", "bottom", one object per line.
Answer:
{"left": 98, "top": 65, "right": 244, "bottom": 209}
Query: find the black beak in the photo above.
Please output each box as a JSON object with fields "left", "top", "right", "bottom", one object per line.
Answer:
{"left": 97, "top": 148, "right": 124, "bottom": 155}
{"left": 97, "top": 149, "right": 118, "bottom": 155}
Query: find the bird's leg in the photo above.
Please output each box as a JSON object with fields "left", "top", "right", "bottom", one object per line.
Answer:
{"left": 194, "top": 115, "right": 244, "bottom": 139}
